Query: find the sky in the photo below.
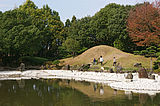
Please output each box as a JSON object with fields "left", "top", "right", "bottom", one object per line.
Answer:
{"left": 0, "top": 0, "right": 155, "bottom": 23}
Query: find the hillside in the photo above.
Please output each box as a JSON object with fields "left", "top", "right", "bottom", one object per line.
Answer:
{"left": 61, "top": 45, "right": 156, "bottom": 68}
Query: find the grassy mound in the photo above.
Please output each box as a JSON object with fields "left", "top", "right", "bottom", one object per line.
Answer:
{"left": 61, "top": 45, "right": 156, "bottom": 68}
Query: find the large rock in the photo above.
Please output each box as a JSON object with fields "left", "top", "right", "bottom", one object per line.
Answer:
{"left": 126, "top": 73, "right": 133, "bottom": 79}
{"left": 62, "top": 65, "right": 70, "bottom": 70}
{"left": 16, "top": 63, "right": 25, "bottom": 71}
{"left": 134, "top": 63, "right": 142, "bottom": 67}
{"left": 148, "top": 74, "right": 155, "bottom": 80}
{"left": 138, "top": 68, "right": 148, "bottom": 78}
{"left": 109, "top": 68, "right": 114, "bottom": 73}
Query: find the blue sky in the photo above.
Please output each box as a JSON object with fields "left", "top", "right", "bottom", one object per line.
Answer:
{"left": 0, "top": 0, "right": 155, "bottom": 23}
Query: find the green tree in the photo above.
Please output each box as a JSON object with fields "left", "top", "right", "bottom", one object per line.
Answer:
{"left": 18, "top": 1, "right": 64, "bottom": 58}
{"left": 65, "top": 3, "right": 134, "bottom": 52}
{"left": 62, "top": 37, "right": 80, "bottom": 56}
{"left": 113, "top": 39, "right": 125, "bottom": 51}
{"left": 65, "top": 19, "right": 71, "bottom": 27}
{"left": 146, "top": 46, "right": 157, "bottom": 72}
{"left": 91, "top": 3, "right": 133, "bottom": 51}
{"left": 0, "top": 9, "right": 43, "bottom": 64}
{"left": 71, "top": 15, "right": 77, "bottom": 23}
{"left": 134, "top": 46, "right": 158, "bottom": 72}
{"left": 0, "top": 0, "right": 65, "bottom": 65}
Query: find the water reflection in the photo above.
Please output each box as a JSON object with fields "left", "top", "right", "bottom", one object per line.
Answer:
{"left": 125, "top": 91, "right": 133, "bottom": 100}
{"left": 113, "top": 89, "right": 117, "bottom": 95}
{"left": 0, "top": 79, "right": 160, "bottom": 106}
{"left": 99, "top": 86, "right": 104, "bottom": 95}
{"left": 139, "top": 94, "right": 147, "bottom": 105}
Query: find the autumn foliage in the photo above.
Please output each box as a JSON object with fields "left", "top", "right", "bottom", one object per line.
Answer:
{"left": 127, "top": 0, "right": 160, "bottom": 46}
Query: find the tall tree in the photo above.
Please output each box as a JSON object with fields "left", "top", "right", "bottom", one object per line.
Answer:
{"left": 71, "top": 15, "right": 77, "bottom": 23}
{"left": 65, "top": 19, "right": 71, "bottom": 27}
{"left": 0, "top": 0, "right": 64, "bottom": 65}
{"left": 19, "top": 1, "right": 64, "bottom": 58}
{"left": 62, "top": 37, "right": 80, "bottom": 56}
{"left": 127, "top": 1, "right": 160, "bottom": 46}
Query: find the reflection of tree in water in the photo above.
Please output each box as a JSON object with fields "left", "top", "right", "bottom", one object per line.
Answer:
{"left": 125, "top": 91, "right": 133, "bottom": 100}
{"left": 0, "top": 80, "right": 56, "bottom": 106}
{"left": 93, "top": 84, "right": 97, "bottom": 92}
{"left": 0, "top": 79, "right": 160, "bottom": 106}
{"left": 139, "top": 94, "right": 149, "bottom": 105}
{"left": 99, "top": 86, "right": 104, "bottom": 95}
{"left": 17, "top": 80, "right": 25, "bottom": 88}
{"left": 0, "top": 79, "right": 94, "bottom": 106}
{"left": 114, "top": 89, "right": 117, "bottom": 95}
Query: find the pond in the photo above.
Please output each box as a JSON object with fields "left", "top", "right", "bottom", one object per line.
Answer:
{"left": 0, "top": 79, "right": 160, "bottom": 106}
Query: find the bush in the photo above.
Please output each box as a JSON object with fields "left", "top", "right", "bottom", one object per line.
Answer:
{"left": 154, "top": 69, "right": 160, "bottom": 73}
{"left": 156, "top": 52, "right": 160, "bottom": 57}
{"left": 153, "top": 56, "right": 160, "bottom": 69}
{"left": 52, "top": 60, "right": 60, "bottom": 66}
{"left": 19, "top": 56, "right": 48, "bottom": 66}
{"left": 133, "top": 51, "right": 140, "bottom": 55}
{"left": 153, "top": 62, "right": 159, "bottom": 70}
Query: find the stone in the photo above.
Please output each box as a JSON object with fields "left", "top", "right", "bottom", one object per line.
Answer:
{"left": 66, "top": 64, "right": 70, "bottom": 70}
{"left": 20, "top": 63, "right": 25, "bottom": 71}
{"left": 134, "top": 63, "right": 142, "bottom": 67}
{"left": 62, "top": 65, "right": 70, "bottom": 70}
{"left": 132, "top": 70, "right": 137, "bottom": 73}
{"left": 16, "top": 63, "right": 25, "bottom": 71}
{"left": 148, "top": 74, "right": 155, "bottom": 80}
{"left": 126, "top": 73, "right": 133, "bottom": 79}
{"left": 138, "top": 68, "right": 148, "bottom": 78}
{"left": 109, "top": 68, "right": 114, "bottom": 73}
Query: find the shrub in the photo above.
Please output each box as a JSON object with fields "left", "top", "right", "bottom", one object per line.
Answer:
{"left": 19, "top": 56, "right": 48, "bottom": 66}
{"left": 133, "top": 51, "right": 140, "bottom": 55}
{"left": 154, "top": 69, "right": 160, "bottom": 73}
{"left": 52, "top": 60, "right": 60, "bottom": 66}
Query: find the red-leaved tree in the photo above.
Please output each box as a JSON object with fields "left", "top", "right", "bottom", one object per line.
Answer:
{"left": 127, "top": 0, "right": 160, "bottom": 46}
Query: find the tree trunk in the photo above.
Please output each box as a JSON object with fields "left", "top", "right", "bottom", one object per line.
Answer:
{"left": 150, "top": 56, "right": 153, "bottom": 73}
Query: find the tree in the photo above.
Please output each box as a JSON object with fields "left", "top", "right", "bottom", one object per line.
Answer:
{"left": 134, "top": 46, "right": 157, "bottom": 72}
{"left": 19, "top": 1, "right": 64, "bottom": 58}
{"left": 91, "top": 3, "right": 133, "bottom": 51}
{"left": 113, "top": 39, "right": 125, "bottom": 51}
{"left": 71, "top": 15, "right": 77, "bottom": 23}
{"left": 0, "top": 9, "right": 43, "bottom": 65}
{"left": 127, "top": 1, "right": 160, "bottom": 46}
{"left": 62, "top": 37, "right": 80, "bottom": 56}
{"left": 65, "top": 19, "right": 71, "bottom": 27}
{"left": 65, "top": 4, "right": 134, "bottom": 52}
{"left": 146, "top": 46, "right": 157, "bottom": 72}
{"left": 0, "top": 0, "right": 64, "bottom": 65}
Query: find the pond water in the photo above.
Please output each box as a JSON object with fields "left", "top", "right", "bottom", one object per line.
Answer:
{"left": 0, "top": 79, "right": 160, "bottom": 106}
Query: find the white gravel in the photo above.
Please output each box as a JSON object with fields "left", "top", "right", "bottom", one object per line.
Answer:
{"left": 0, "top": 70, "right": 160, "bottom": 95}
